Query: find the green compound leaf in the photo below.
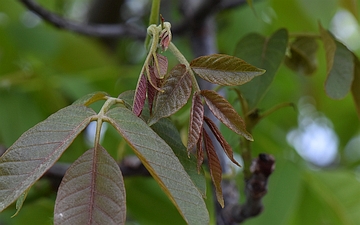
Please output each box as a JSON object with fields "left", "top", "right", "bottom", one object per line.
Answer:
{"left": 0, "top": 105, "right": 95, "bottom": 212}
{"left": 149, "top": 64, "right": 192, "bottom": 126}
{"left": 54, "top": 145, "right": 126, "bottom": 225}
{"left": 234, "top": 29, "right": 288, "bottom": 111}
{"left": 106, "top": 107, "right": 209, "bottom": 225}
{"left": 190, "top": 54, "right": 265, "bottom": 86}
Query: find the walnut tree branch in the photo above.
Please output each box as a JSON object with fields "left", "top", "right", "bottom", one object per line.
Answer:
{"left": 19, "top": 0, "right": 145, "bottom": 39}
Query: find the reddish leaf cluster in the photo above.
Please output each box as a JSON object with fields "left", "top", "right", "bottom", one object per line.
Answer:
{"left": 133, "top": 53, "right": 168, "bottom": 116}
{"left": 187, "top": 90, "right": 253, "bottom": 207}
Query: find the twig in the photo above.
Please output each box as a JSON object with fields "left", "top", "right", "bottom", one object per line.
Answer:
{"left": 19, "top": 0, "right": 146, "bottom": 39}
{"left": 217, "top": 154, "right": 275, "bottom": 224}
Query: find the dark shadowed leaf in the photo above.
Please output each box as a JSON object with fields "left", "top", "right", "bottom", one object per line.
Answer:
{"left": 105, "top": 107, "right": 209, "bottom": 225}
{"left": 319, "top": 23, "right": 336, "bottom": 74}
{"left": 234, "top": 29, "right": 288, "bottom": 110}
{"left": 187, "top": 93, "right": 204, "bottom": 152}
{"left": 0, "top": 105, "right": 95, "bottom": 212}
{"left": 133, "top": 74, "right": 147, "bottom": 116}
{"left": 149, "top": 64, "right": 192, "bottom": 125}
{"left": 152, "top": 118, "right": 206, "bottom": 197}
{"left": 148, "top": 66, "right": 160, "bottom": 114}
{"left": 324, "top": 41, "right": 354, "bottom": 99}
{"left": 200, "top": 90, "right": 253, "bottom": 141}
{"left": 351, "top": 56, "right": 360, "bottom": 118}
{"left": 154, "top": 53, "right": 168, "bottom": 78}
{"left": 190, "top": 54, "right": 265, "bottom": 86}
{"left": 73, "top": 91, "right": 109, "bottom": 106}
{"left": 54, "top": 145, "right": 126, "bottom": 225}
{"left": 203, "top": 128, "right": 224, "bottom": 207}
{"left": 204, "top": 116, "right": 241, "bottom": 167}
{"left": 285, "top": 36, "right": 318, "bottom": 75}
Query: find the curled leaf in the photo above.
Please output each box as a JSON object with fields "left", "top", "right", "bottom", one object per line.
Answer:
{"left": 190, "top": 54, "right": 265, "bottom": 86}
{"left": 187, "top": 92, "right": 204, "bottom": 153}
{"left": 133, "top": 74, "right": 147, "bottom": 116}
{"left": 149, "top": 64, "right": 192, "bottom": 125}
{"left": 203, "top": 128, "right": 224, "bottom": 208}
{"left": 204, "top": 116, "right": 241, "bottom": 167}
{"left": 200, "top": 90, "right": 253, "bottom": 141}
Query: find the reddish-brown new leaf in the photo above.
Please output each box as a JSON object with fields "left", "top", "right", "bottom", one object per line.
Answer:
{"left": 187, "top": 92, "right": 204, "bottom": 153}
{"left": 203, "top": 128, "right": 224, "bottom": 207}
{"left": 204, "top": 116, "right": 241, "bottom": 167}
{"left": 196, "top": 129, "right": 204, "bottom": 173}
{"left": 154, "top": 53, "right": 168, "bottom": 79}
{"left": 133, "top": 74, "right": 147, "bottom": 116}
{"left": 148, "top": 66, "right": 160, "bottom": 114}
{"left": 201, "top": 90, "right": 253, "bottom": 141}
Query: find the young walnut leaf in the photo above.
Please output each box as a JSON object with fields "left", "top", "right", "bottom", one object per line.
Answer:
{"left": 187, "top": 92, "right": 204, "bottom": 153}
{"left": 148, "top": 66, "right": 160, "bottom": 114}
{"left": 54, "top": 145, "right": 126, "bottom": 225}
{"left": 133, "top": 74, "right": 147, "bottom": 116}
{"left": 204, "top": 116, "right": 241, "bottom": 167}
{"left": 352, "top": 56, "right": 360, "bottom": 118}
{"left": 200, "top": 90, "right": 253, "bottom": 141}
{"left": 203, "top": 128, "right": 224, "bottom": 208}
{"left": 190, "top": 54, "right": 265, "bottom": 86}
{"left": 196, "top": 132, "right": 204, "bottom": 173}
{"left": 154, "top": 53, "right": 168, "bottom": 79}
{"left": 0, "top": 105, "right": 95, "bottom": 212}
{"left": 149, "top": 64, "right": 192, "bottom": 125}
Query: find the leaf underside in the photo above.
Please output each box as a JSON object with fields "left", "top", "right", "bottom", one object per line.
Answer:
{"left": 190, "top": 54, "right": 265, "bottom": 86}
{"left": 0, "top": 105, "right": 95, "bottom": 212}
{"left": 200, "top": 90, "right": 253, "bottom": 141}
{"left": 54, "top": 145, "right": 126, "bottom": 225}
{"left": 106, "top": 107, "right": 209, "bottom": 225}
{"left": 187, "top": 93, "right": 204, "bottom": 152}
{"left": 234, "top": 29, "right": 288, "bottom": 110}
{"left": 149, "top": 64, "right": 192, "bottom": 125}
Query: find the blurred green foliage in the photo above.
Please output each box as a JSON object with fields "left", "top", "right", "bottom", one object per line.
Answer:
{"left": 1, "top": 0, "right": 360, "bottom": 224}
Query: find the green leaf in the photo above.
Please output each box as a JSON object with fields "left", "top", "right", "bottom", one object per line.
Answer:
{"left": 190, "top": 54, "right": 265, "bottom": 86}
{"left": 72, "top": 91, "right": 109, "bottom": 106}
{"left": 11, "top": 187, "right": 30, "bottom": 218}
{"left": 351, "top": 56, "right": 360, "bottom": 119}
{"left": 284, "top": 36, "right": 318, "bottom": 75}
{"left": 187, "top": 92, "right": 204, "bottom": 152}
{"left": 105, "top": 107, "right": 209, "bottom": 225}
{"left": 319, "top": 23, "right": 336, "bottom": 74}
{"left": 149, "top": 64, "right": 192, "bottom": 126}
{"left": 151, "top": 118, "right": 206, "bottom": 197}
{"left": 200, "top": 90, "right": 253, "bottom": 141}
{"left": 0, "top": 105, "right": 95, "bottom": 212}
{"left": 54, "top": 145, "right": 126, "bottom": 225}
{"left": 234, "top": 29, "right": 288, "bottom": 110}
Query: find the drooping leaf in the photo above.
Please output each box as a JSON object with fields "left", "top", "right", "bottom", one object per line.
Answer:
{"left": 151, "top": 118, "right": 206, "bottom": 197}
{"left": 234, "top": 29, "right": 288, "bottom": 110}
{"left": 148, "top": 66, "right": 160, "bottom": 114}
{"left": 54, "top": 145, "right": 126, "bottom": 225}
{"left": 73, "top": 91, "right": 109, "bottom": 106}
{"left": 203, "top": 128, "right": 224, "bottom": 208}
{"left": 133, "top": 74, "right": 147, "bottom": 116}
{"left": 351, "top": 56, "right": 360, "bottom": 118}
{"left": 187, "top": 92, "right": 204, "bottom": 152}
{"left": 149, "top": 64, "right": 192, "bottom": 126}
{"left": 285, "top": 36, "right": 318, "bottom": 75}
{"left": 200, "top": 90, "right": 253, "bottom": 141}
{"left": 154, "top": 53, "right": 168, "bottom": 79}
{"left": 105, "top": 107, "right": 209, "bottom": 225}
{"left": 0, "top": 105, "right": 95, "bottom": 212}
{"left": 204, "top": 116, "right": 241, "bottom": 167}
{"left": 190, "top": 54, "right": 265, "bottom": 86}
